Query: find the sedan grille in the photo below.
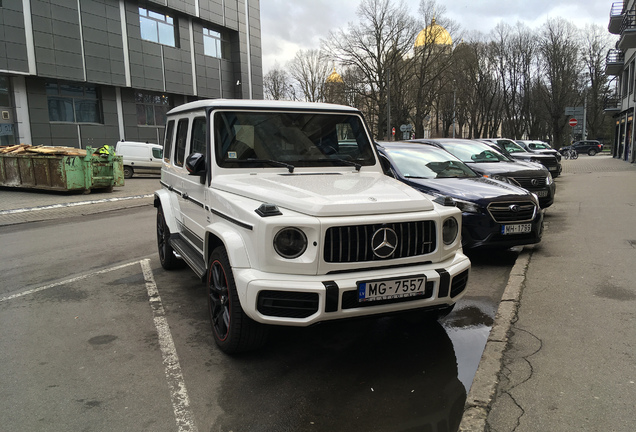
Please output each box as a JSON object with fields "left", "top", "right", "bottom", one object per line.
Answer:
{"left": 509, "top": 177, "right": 546, "bottom": 188}
{"left": 324, "top": 221, "right": 436, "bottom": 263}
{"left": 487, "top": 201, "right": 537, "bottom": 223}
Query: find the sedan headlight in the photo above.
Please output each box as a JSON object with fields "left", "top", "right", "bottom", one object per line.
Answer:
{"left": 442, "top": 217, "right": 459, "bottom": 245}
{"left": 273, "top": 227, "right": 307, "bottom": 259}
{"left": 491, "top": 174, "right": 511, "bottom": 184}
{"left": 454, "top": 198, "right": 481, "bottom": 214}
{"left": 546, "top": 173, "right": 553, "bottom": 185}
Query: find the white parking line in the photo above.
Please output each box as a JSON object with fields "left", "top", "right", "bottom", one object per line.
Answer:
{"left": 140, "top": 259, "right": 198, "bottom": 432}
{"left": 0, "top": 260, "right": 141, "bottom": 303}
{"left": 1, "top": 258, "right": 199, "bottom": 432}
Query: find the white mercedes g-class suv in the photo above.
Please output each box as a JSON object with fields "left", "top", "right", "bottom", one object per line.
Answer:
{"left": 154, "top": 99, "right": 470, "bottom": 353}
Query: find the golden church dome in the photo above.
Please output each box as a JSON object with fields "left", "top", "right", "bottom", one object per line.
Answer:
{"left": 414, "top": 18, "right": 452, "bottom": 47}
{"left": 326, "top": 67, "right": 344, "bottom": 84}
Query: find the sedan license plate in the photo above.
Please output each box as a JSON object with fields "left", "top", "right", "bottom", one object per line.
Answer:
{"left": 358, "top": 275, "right": 427, "bottom": 302}
{"left": 502, "top": 223, "right": 532, "bottom": 235}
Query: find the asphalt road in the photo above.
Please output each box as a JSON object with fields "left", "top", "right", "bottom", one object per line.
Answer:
{"left": 0, "top": 204, "right": 517, "bottom": 431}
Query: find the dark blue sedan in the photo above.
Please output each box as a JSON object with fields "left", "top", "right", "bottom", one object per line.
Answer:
{"left": 377, "top": 142, "right": 543, "bottom": 250}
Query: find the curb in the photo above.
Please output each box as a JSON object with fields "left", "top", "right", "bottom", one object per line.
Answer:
{"left": 459, "top": 247, "right": 533, "bottom": 432}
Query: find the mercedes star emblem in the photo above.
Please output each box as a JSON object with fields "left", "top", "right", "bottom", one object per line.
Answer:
{"left": 371, "top": 227, "right": 398, "bottom": 258}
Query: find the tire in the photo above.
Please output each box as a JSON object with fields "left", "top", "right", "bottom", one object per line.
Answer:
{"left": 123, "top": 166, "right": 134, "bottom": 179}
{"left": 588, "top": 149, "right": 597, "bottom": 156}
{"left": 207, "top": 246, "right": 268, "bottom": 354}
{"left": 156, "top": 206, "right": 185, "bottom": 270}
{"left": 571, "top": 151, "right": 579, "bottom": 160}
{"left": 562, "top": 151, "right": 569, "bottom": 160}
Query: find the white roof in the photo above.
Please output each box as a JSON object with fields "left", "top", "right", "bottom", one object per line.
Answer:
{"left": 167, "top": 99, "right": 359, "bottom": 115}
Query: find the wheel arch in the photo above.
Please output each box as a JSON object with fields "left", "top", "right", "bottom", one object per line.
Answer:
{"left": 154, "top": 191, "right": 179, "bottom": 234}
{"left": 204, "top": 224, "right": 251, "bottom": 270}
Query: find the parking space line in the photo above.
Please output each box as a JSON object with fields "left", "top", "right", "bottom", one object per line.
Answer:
{"left": 140, "top": 259, "right": 198, "bottom": 432}
{"left": 0, "top": 260, "right": 142, "bottom": 303}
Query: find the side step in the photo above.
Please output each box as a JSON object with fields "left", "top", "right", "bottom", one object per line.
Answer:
{"left": 169, "top": 234, "right": 207, "bottom": 280}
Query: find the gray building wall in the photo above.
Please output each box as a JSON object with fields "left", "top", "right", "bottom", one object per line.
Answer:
{"left": 0, "top": 0, "right": 262, "bottom": 148}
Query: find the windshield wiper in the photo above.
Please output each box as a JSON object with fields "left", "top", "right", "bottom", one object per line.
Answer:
{"left": 308, "top": 158, "right": 362, "bottom": 171}
{"left": 404, "top": 175, "right": 431, "bottom": 179}
{"left": 238, "top": 159, "right": 295, "bottom": 173}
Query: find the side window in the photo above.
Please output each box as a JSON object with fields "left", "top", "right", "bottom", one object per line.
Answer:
{"left": 190, "top": 117, "right": 206, "bottom": 155}
{"left": 175, "top": 118, "right": 189, "bottom": 167}
{"left": 164, "top": 120, "right": 174, "bottom": 162}
{"left": 152, "top": 147, "right": 163, "bottom": 158}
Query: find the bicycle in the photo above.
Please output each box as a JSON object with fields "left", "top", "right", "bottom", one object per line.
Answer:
{"left": 562, "top": 148, "right": 578, "bottom": 160}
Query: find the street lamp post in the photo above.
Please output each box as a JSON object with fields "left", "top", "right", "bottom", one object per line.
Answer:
{"left": 452, "top": 85, "right": 456, "bottom": 139}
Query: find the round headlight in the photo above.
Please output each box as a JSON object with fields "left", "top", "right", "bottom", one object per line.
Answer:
{"left": 442, "top": 217, "right": 459, "bottom": 245}
{"left": 273, "top": 227, "right": 307, "bottom": 259}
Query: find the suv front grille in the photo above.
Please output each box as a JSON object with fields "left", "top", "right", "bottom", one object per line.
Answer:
{"left": 324, "top": 221, "right": 436, "bottom": 263}
{"left": 509, "top": 177, "right": 546, "bottom": 188}
{"left": 487, "top": 201, "right": 537, "bottom": 223}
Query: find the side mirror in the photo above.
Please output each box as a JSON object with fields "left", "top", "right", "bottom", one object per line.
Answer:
{"left": 186, "top": 152, "right": 206, "bottom": 177}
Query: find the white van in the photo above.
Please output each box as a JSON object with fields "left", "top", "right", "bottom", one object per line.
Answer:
{"left": 115, "top": 141, "right": 163, "bottom": 178}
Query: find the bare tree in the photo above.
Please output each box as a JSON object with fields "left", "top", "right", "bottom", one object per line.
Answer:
{"left": 537, "top": 18, "right": 581, "bottom": 148}
{"left": 579, "top": 24, "right": 616, "bottom": 141}
{"left": 322, "top": 0, "right": 418, "bottom": 139}
{"left": 263, "top": 64, "right": 292, "bottom": 100}
{"left": 411, "top": 0, "right": 458, "bottom": 138}
{"left": 288, "top": 49, "right": 331, "bottom": 102}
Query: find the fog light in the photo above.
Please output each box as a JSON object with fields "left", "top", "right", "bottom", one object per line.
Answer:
{"left": 273, "top": 227, "right": 307, "bottom": 259}
{"left": 442, "top": 218, "right": 458, "bottom": 245}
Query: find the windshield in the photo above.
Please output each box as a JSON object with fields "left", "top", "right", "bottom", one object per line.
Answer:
{"left": 384, "top": 147, "right": 477, "bottom": 179}
{"left": 527, "top": 141, "right": 550, "bottom": 150}
{"left": 213, "top": 111, "right": 376, "bottom": 168}
{"left": 496, "top": 139, "right": 526, "bottom": 153}
{"left": 440, "top": 141, "right": 512, "bottom": 163}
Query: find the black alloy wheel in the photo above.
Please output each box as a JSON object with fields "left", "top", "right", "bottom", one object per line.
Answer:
{"left": 207, "top": 246, "right": 268, "bottom": 354}
{"left": 156, "top": 207, "right": 184, "bottom": 270}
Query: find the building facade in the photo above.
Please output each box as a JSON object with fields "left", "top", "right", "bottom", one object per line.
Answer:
{"left": 0, "top": 0, "right": 262, "bottom": 149}
{"left": 606, "top": 0, "right": 636, "bottom": 163}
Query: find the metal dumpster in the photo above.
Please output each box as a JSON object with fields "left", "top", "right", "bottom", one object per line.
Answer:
{"left": 0, "top": 145, "right": 124, "bottom": 193}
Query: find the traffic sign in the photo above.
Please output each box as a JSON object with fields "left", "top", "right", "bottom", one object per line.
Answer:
{"left": 569, "top": 118, "right": 578, "bottom": 127}
{"left": 392, "top": 127, "right": 395, "bottom": 136}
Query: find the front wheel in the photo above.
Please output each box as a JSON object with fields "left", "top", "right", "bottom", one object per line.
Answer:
{"left": 588, "top": 149, "right": 597, "bottom": 156}
{"left": 207, "top": 247, "right": 268, "bottom": 354}
{"left": 156, "top": 207, "right": 184, "bottom": 270}
{"left": 571, "top": 150, "right": 579, "bottom": 160}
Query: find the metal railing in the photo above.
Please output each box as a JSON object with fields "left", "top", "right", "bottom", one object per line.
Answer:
{"left": 606, "top": 49, "right": 625, "bottom": 64}
{"left": 611, "top": 1, "right": 625, "bottom": 18}
{"left": 620, "top": 10, "right": 636, "bottom": 33}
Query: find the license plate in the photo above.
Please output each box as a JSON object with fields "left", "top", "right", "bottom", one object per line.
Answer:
{"left": 502, "top": 223, "right": 532, "bottom": 235}
{"left": 358, "top": 275, "right": 427, "bottom": 302}
{"left": 536, "top": 190, "right": 548, "bottom": 197}
{"left": 549, "top": 167, "right": 558, "bottom": 171}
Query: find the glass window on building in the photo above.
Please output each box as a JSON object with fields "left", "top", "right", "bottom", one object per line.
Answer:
{"left": 203, "top": 28, "right": 228, "bottom": 59}
{"left": 46, "top": 81, "right": 101, "bottom": 123}
{"left": 135, "top": 91, "right": 172, "bottom": 126}
{"left": 139, "top": 7, "right": 176, "bottom": 47}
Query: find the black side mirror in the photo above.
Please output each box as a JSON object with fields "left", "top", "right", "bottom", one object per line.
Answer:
{"left": 186, "top": 152, "right": 206, "bottom": 177}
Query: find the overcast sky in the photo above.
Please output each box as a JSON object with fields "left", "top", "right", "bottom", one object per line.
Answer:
{"left": 260, "top": 0, "right": 614, "bottom": 74}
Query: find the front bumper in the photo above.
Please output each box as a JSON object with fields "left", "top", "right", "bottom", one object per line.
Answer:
{"left": 233, "top": 252, "right": 471, "bottom": 326}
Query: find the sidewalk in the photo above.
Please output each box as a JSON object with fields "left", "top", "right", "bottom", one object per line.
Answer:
{"left": 0, "top": 177, "right": 160, "bottom": 226}
{"left": 461, "top": 154, "right": 636, "bottom": 431}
